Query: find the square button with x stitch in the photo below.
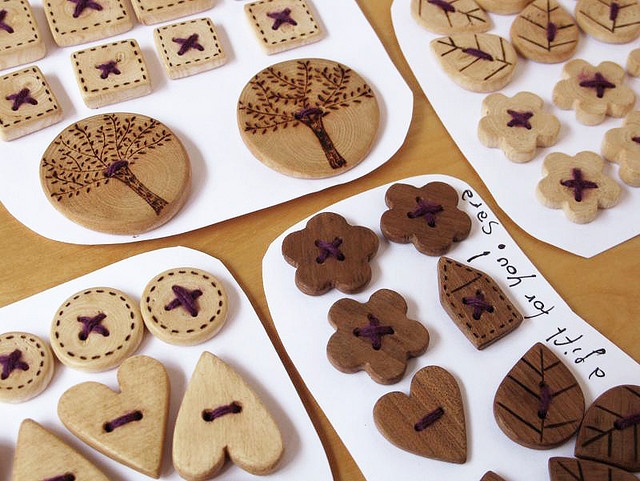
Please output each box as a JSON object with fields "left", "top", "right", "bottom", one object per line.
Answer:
{"left": 0, "top": 0, "right": 46, "bottom": 71}
{"left": 129, "top": 0, "right": 213, "bottom": 25}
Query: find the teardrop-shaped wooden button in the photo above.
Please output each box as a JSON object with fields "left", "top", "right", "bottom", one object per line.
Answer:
{"left": 411, "top": 0, "right": 492, "bottom": 34}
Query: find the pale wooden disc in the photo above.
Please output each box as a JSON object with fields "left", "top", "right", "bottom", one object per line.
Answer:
{"left": 237, "top": 58, "right": 380, "bottom": 179}
{"left": 50, "top": 287, "right": 144, "bottom": 372}
{"left": 0, "top": 331, "right": 54, "bottom": 403}
{"left": 40, "top": 112, "right": 191, "bottom": 235}
{"left": 140, "top": 267, "right": 228, "bottom": 345}
{"left": 0, "top": 0, "right": 46, "bottom": 71}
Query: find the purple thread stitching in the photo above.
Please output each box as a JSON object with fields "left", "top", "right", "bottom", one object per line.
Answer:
{"left": 77, "top": 313, "right": 109, "bottom": 341}
{"left": 0, "top": 10, "right": 15, "bottom": 33}
{"left": 0, "top": 349, "right": 29, "bottom": 380}
{"left": 632, "top": 136, "right": 640, "bottom": 144}
{"left": 614, "top": 412, "right": 640, "bottom": 430}
{"left": 96, "top": 60, "right": 120, "bottom": 79}
{"left": 414, "top": 407, "right": 445, "bottom": 431}
{"left": 202, "top": 401, "right": 242, "bottom": 422}
{"left": 507, "top": 110, "right": 534, "bottom": 130}
{"left": 407, "top": 196, "right": 443, "bottom": 227}
{"left": 104, "top": 160, "right": 128, "bottom": 177}
{"left": 538, "top": 383, "right": 552, "bottom": 419}
{"left": 546, "top": 22, "right": 557, "bottom": 42}
{"left": 103, "top": 410, "right": 143, "bottom": 432}
{"left": 315, "top": 237, "right": 345, "bottom": 263}
{"left": 164, "top": 285, "right": 203, "bottom": 317}
{"left": 295, "top": 107, "right": 324, "bottom": 120}
{"left": 609, "top": 1, "right": 620, "bottom": 21}
{"left": 353, "top": 313, "right": 395, "bottom": 350}
{"left": 462, "top": 47, "right": 493, "bottom": 61}
{"left": 427, "top": 0, "right": 455, "bottom": 12}
{"left": 560, "top": 168, "right": 598, "bottom": 202}
{"left": 43, "top": 474, "right": 76, "bottom": 481}
{"left": 6, "top": 88, "right": 37, "bottom": 111}
{"left": 267, "top": 8, "right": 297, "bottom": 30}
{"left": 67, "top": 0, "right": 103, "bottom": 18}
{"left": 579, "top": 72, "right": 616, "bottom": 99}
{"left": 172, "top": 33, "right": 204, "bottom": 56}
{"left": 462, "top": 290, "right": 494, "bottom": 320}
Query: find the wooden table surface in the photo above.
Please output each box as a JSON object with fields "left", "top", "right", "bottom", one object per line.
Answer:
{"left": 0, "top": 2, "right": 638, "bottom": 479}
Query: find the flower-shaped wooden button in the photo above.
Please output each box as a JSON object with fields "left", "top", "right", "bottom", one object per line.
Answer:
{"left": 50, "top": 287, "right": 144, "bottom": 372}
{"left": 536, "top": 151, "right": 622, "bottom": 223}
{"left": 40, "top": 113, "right": 191, "bottom": 235}
{"left": 327, "top": 289, "right": 430, "bottom": 385}
{"left": 237, "top": 58, "right": 379, "bottom": 178}
{"left": 549, "top": 457, "right": 638, "bottom": 481}
{"left": 0, "top": 0, "right": 46, "bottom": 71}
{"left": 575, "top": 0, "right": 640, "bottom": 44}
{"left": 380, "top": 181, "right": 471, "bottom": 256}
{"left": 0, "top": 331, "right": 54, "bottom": 403}
{"left": 281, "top": 212, "right": 379, "bottom": 295}
{"left": 478, "top": 91, "right": 561, "bottom": 162}
{"left": 553, "top": 59, "right": 636, "bottom": 125}
{"left": 410, "top": 0, "right": 491, "bottom": 34}
{"left": 602, "top": 111, "right": 640, "bottom": 186}
{"left": 141, "top": 267, "right": 228, "bottom": 346}
{"left": 629, "top": 48, "right": 640, "bottom": 77}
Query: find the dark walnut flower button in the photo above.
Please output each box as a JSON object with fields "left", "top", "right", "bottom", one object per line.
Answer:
{"left": 281, "top": 212, "right": 379, "bottom": 295}
{"left": 380, "top": 182, "right": 471, "bottom": 256}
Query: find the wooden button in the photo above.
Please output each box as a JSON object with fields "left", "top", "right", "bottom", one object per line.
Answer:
{"left": 71, "top": 39, "right": 151, "bottom": 109}
{"left": 12, "top": 419, "right": 110, "bottom": 481}
{"left": 237, "top": 58, "right": 379, "bottom": 178}
{"left": 244, "top": 0, "right": 323, "bottom": 54}
{"left": 58, "top": 355, "right": 170, "bottom": 478}
{"left": 0, "top": 65, "right": 62, "bottom": 141}
{"left": 0, "top": 0, "right": 46, "bottom": 71}
{"left": 40, "top": 112, "right": 191, "bottom": 235}
{"left": 50, "top": 287, "right": 144, "bottom": 372}
{"left": 43, "top": 0, "right": 133, "bottom": 47}
{"left": 602, "top": 111, "right": 640, "bottom": 187}
{"left": 140, "top": 267, "right": 228, "bottom": 346}
{"left": 410, "top": 0, "right": 492, "bottom": 34}
{"left": 549, "top": 457, "right": 639, "bottom": 481}
{"left": 0, "top": 331, "right": 54, "bottom": 403}
{"left": 129, "top": 0, "right": 213, "bottom": 25}
{"left": 628, "top": 48, "right": 640, "bottom": 77}
{"left": 576, "top": 0, "right": 640, "bottom": 44}
{"left": 481, "top": 472, "right": 506, "bottom": 481}
{"left": 153, "top": 17, "right": 226, "bottom": 80}
{"left": 476, "top": 0, "right": 532, "bottom": 14}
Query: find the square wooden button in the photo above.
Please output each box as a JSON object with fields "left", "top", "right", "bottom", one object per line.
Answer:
{"left": 154, "top": 17, "right": 226, "bottom": 80}
{"left": 129, "top": 0, "right": 213, "bottom": 25}
{"left": 43, "top": 0, "right": 133, "bottom": 47}
{"left": 0, "top": 0, "right": 46, "bottom": 71}
{"left": 244, "top": 0, "right": 323, "bottom": 54}
{"left": 71, "top": 38, "right": 151, "bottom": 108}
{"left": 0, "top": 65, "right": 62, "bottom": 141}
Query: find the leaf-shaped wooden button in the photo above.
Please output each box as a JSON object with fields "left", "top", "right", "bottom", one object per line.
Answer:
{"left": 575, "top": 384, "right": 640, "bottom": 472}
{"left": 373, "top": 365, "right": 467, "bottom": 463}
{"left": 58, "top": 355, "right": 170, "bottom": 478}
{"left": 510, "top": 0, "right": 579, "bottom": 63}
{"left": 576, "top": 0, "right": 640, "bottom": 44}
{"left": 549, "top": 457, "right": 639, "bottom": 481}
{"left": 12, "top": 419, "right": 110, "bottom": 481}
{"left": 438, "top": 257, "right": 523, "bottom": 350}
{"left": 411, "top": 0, "right": 492, "bottom": 34}
{"left": 494, "top": 343, "right": 585, "bottom": 449}
{"left": 172, "top": 351, "right": 284, "bottom": 479}
{"left": 431, "top": 33, "right": 518, "bottom": 92}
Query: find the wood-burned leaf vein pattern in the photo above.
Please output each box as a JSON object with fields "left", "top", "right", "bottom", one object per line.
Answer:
{"left": 579, "top": 0, "right": 640, "bottom": 33}
{"left": 414, "top": 0, "right": 491, "bottom": 33}
{"left": 548, "top": 456, "right": 639, "bottom": 481}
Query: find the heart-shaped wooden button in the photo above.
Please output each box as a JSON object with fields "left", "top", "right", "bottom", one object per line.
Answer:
{"left": 57, "top": 355, "right": 170, "bottom": 478}
{"left": 172, "top": 351, "right": 284, "bottom": 479}
{"left": 373, "top": 365, "right": 467, "bottom": 463}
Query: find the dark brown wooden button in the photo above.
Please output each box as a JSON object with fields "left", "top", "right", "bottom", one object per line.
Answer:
{"left": 549, "top": 457, "right": 638, "bottom": 481}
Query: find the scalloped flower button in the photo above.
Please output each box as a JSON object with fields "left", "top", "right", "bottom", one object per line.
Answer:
{"left": 602, "top": 111, "right": 640, "bottom": 187}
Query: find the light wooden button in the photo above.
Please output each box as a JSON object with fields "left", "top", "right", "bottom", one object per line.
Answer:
{"left": 40, "top": 112, "right": 191, "bottom": 235}
{"left": 0, "top": 0, "right": 46, "bottom": 71}
{"left": 237, "top": 58, "right": 380, "bottom": 178}
{"left": 0, "top": 65, "right": 62, "bottom": 141}
{"left": 129, "top": 0, "right": 213, "bottom": 25}
{"left": 71, "top": 39, "right": 151, "bottom": 109}
{"left": 141, "top": 267, "right": 228, "bottom": 346}
{"left": 154, "top": 17, "right": 226, "bottom": 80}
{"left": 50, "top": 287, "right": 144, "bottom": 372}
{"left": 0, "top": 331, "right": 54, "bottom": 403}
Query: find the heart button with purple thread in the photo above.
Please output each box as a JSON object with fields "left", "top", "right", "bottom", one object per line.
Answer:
{"left": 373, "top": 365, "right": 467, "bottom": 463}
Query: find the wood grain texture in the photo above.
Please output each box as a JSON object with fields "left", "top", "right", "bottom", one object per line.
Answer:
{"left": 438, "top": 257, "right": 524, "bottom": 349}
{"left": 12, "top": 418, "right": 110, "bottom": 481}
{"left": 410, "top": 0, "right": 492, "bottom": 34}
{"left": 58, "top": 355, "right": 170, "bottom": 478}
{"left": 628, "top": 48, "right": 640, "bottom": 77}
{"left": 476, "top": 0, "right": 533, "bottom": 14}
{"left": 602, "top": 110, "right": 640, "bottom": 187}
{"left": 0, "top": 0, "right": 46, "bottom": 71}
{"left": 373, "top": 365, "right": 467, "bottom": 463}
{"left": 40, "top": 113, "right": 191, "bottom": 235}
{"left": 481, "top": 471, "right": 506, "bottom": 481}
{"left": 549, "top": 456, "right": 639, "bottom": 481}
{"left": 575, "top": 0, "right": 640, "bottom": 44}
{"left": 494, "top": 342, "right": 585, "bottom": 449}
{"left": 129, "top": 0, "right": 213, "bottom": 25}
{"left": 237, "top": 58, "right": 379, "bottom": 178}
{"left": 172, "top": 351, "right": 284, "bottom": 480}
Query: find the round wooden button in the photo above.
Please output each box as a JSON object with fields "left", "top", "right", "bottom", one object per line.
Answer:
{"left": 237, "top": 58, "right": 380, "bottom": 178}
{"left": 40, "top": 112, "right": 191, "bottom": 235}
{"left": 140, "top": 267, "right": 228, "bottom": 345}
{"left": 0, "top": 331, "right": 54, "bottom": 403}
{"left": 50, "top": 287, "right": 144, "bottom": 372}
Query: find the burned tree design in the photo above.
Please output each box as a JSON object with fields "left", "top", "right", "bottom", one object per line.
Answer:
{"left": 41, "top": 114, "right": 172, "bottom": 215}
{"left": 238, "top": 59, "right": 375, "bottom": 170}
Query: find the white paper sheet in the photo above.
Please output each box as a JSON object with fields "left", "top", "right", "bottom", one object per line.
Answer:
{"left": 391, "top": 0, "right": 640, "bottom": 258}
{"left": 263, "top": 174, "right": 640, "bottom": 480}
{"left": 0, "top": 246, "right": 331, "bottom": 480}
{"left": 0, "top": 0, "right": 411, "bottom": 245}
